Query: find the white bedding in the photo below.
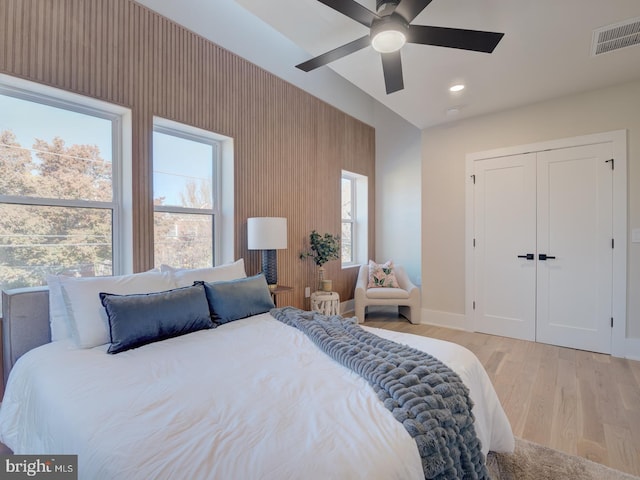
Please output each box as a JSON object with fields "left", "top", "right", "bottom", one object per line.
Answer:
{"left": 0, "top": 314, "right": 514, "bottom": 479}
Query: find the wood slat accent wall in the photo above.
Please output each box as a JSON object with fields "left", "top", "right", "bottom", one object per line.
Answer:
{"left": 0, "top": 0, "right": 375, "bottom": 308}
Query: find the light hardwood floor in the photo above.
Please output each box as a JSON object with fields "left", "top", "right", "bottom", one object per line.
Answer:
{"left": 362, "top": 311, "right": 640, "bottom": 477}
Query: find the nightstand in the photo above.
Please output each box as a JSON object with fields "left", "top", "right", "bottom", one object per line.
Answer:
{"left": 310, "top": 291, "right": 340, "bottom": 316}
{"left": 270, "top": 285, "right": 293, "bottom": 307}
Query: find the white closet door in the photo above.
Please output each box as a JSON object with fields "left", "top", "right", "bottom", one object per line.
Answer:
{"left": 536, "top": 144, "right": 613, "bottom": 353}
{"left": 474, "top": 153, "right": 536, "bottom": 341}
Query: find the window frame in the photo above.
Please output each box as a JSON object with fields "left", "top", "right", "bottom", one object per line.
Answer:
{"left": 0, "top": 74, "right": 132, "bottom": 276}
{"left": 152, "top": 119, "right": 221, "bottom": 268}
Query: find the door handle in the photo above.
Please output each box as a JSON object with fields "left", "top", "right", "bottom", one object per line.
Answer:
{"left": 517, "top": 254, "right": 534, "bottom": 260}
{"left": 539, "top": 254, "right": 556, "bottom": 261}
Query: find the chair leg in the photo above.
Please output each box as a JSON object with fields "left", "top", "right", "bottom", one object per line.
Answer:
{"left": 399, "top": 305, "right": 420, "bottom": 324}
{"left": 355, "top": 305, "right": 366, "bottom": 323}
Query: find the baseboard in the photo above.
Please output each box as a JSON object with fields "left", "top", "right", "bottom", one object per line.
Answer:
{"left": 625, "top": 337, "right": 640, "bottom": 361}
{"left": 420, "top": 308, "right": 468, "bottom": 331}
{"left": 420, "top": 311, "right": 640, "bottom": 359}
{"left": 342, "top": 306, "right": 640, "bottom": 359}
{"left": 340, "top": 299, "right": 354, "bottom": 316}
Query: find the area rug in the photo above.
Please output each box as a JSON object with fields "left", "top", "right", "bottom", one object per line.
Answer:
{"left": 487, "top": 437, "right": 640, "bottom": 480}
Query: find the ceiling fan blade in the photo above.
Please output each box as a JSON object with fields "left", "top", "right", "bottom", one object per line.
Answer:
{"left": 381, "top": 51, "right": 404, "bottom": 94}
{"left": 408, "top": 25, "right": 504, "bottom": 53}
{"left": 394, "top": 0, "right": 434, "bottom": 23}
{"left": 296, "top": 36, "right": 371, "bottom": 72}
{"left": 317, "top": 0, "right": 380, "bottom": 28}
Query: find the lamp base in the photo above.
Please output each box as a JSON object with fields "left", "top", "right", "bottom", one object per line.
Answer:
{"left": 261, "top": 249, "right": 278, "bottom": 287}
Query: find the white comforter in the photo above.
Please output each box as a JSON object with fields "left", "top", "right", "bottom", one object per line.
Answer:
{"left": 0, "top": 314, "right": 514, "bottom": 479}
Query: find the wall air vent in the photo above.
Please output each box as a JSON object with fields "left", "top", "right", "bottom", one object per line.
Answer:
{"left": 591, "top": 16, "right": 640, "bottom": 56}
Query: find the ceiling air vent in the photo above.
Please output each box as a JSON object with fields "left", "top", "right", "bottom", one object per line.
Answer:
{"left": 591, "top": 16, "right": 640, "bottom": 56}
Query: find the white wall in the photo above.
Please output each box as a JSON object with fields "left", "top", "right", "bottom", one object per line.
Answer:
{"left": 374, "top": 103, "right": 422, "bottom": 285}
{"left": 421, "top": 80, "right": 640, "bottom": 347}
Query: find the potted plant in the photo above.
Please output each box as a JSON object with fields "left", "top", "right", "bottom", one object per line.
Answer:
{"left": 300, "top": 230, "right": 340, "bottom": 291}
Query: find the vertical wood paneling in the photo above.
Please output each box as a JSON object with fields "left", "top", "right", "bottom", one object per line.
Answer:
{"left": 0, "top": 0, "right": 375, "bottom": 308}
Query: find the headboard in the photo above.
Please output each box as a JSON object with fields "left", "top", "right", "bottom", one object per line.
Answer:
{"left": 2, "top": 287, "right": 51, "bottom": 386}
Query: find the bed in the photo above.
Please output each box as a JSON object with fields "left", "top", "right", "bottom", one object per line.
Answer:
{"left": 0, "top": 261, "right": 514, "bottom": 479}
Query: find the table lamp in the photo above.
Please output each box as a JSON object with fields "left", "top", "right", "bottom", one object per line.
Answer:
{"left": 247, "top": 217, "right": 287, "bottom": 288}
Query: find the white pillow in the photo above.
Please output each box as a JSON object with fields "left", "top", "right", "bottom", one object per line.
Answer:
{"left": 61, "top": 271, "right": 177, "bottom": 349}
{"left": 46, "top": 268, "right": 164, "bottom": 342}
{"left": 164, "top": 259, "right": 247, "bottom": 287}
{"left": 46, "top": 274, "right": 71, "bottom": 341}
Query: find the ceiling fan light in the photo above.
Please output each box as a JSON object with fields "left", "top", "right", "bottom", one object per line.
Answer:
{"left": 372, "top": 30, "right": 406, "bottom": 53}
{"left": 370, "top": 14, "right": 408, "bottom": 53}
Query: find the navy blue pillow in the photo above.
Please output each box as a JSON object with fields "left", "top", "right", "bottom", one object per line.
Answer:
{"left": 197, "top": 274, "right": 275, "bottom": 325}
{"left": 100, "top": 284, "right": 213, "bottom": 354}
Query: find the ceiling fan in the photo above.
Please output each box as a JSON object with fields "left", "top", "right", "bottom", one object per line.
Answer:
{"left": 296, "top": 0, "right": 504, "bottom": 94}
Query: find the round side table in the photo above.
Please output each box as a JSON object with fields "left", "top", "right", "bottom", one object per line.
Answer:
{"left": 310, "top": 291, "right": 340, "bottom": 316}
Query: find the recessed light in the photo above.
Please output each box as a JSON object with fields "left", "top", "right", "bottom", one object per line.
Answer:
{"left": 449, "top": 84, "right": 465, "bottom": 92}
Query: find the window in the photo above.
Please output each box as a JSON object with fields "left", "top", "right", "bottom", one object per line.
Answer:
{"left": 341, "top": 170, "right": 368, "bottom": 267}
{"left": 0, "top": 75, "right": 131, "bottom": 305}
{"left": 341, "top": 175, "right": 355, "bottom": 264}
{"left": 152, "top": 120, "right": 220, "bottom": 269}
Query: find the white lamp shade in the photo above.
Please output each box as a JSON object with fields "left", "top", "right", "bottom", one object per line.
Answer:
{"left": 247, "top": 217, "right": 287, "bottom": 250}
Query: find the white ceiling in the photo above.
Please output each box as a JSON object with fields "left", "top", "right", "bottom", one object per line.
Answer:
{"left": 139, "top": 0, "right": 640, "bottom": 129}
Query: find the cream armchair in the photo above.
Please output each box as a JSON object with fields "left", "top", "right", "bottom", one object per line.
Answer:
{"left": 354, "top": 264, "right": 421, "bottom": 324}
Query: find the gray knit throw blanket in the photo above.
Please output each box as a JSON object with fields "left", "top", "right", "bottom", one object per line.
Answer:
{"left": 271, "top": 307, "right": 488, "bottom": 480}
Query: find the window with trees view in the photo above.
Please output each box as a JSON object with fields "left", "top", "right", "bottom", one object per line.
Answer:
{"left": 341, "top": 170, "right": 368, "bottom": 266}
{"left": 341, "top": 175, "right": 355, "bottom": 264}
{"left": 153, "top": 122, "right": 219, "bottom": 269}
{"left": 0, "top": 80, "right": 128, "bottom": 307}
